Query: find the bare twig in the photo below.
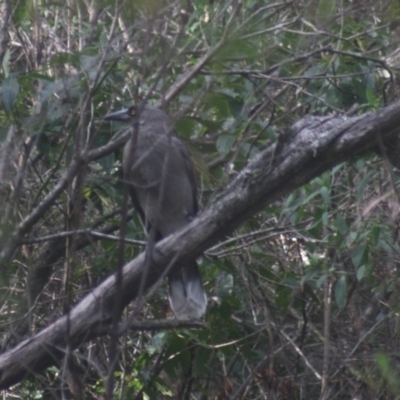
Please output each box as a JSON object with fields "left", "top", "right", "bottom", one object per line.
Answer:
{"left": 0, "top": 0, "right": 12, "bottom": 70}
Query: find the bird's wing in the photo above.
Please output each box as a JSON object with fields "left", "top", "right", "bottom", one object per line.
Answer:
{"left": 173, "top": 136, "right": 199, "bottom": 215}
{"left": 122, "top": 131, "right": 151, "bottom": 232}
{"left": 127, "top": 184, "right": 145, "bottom": 222}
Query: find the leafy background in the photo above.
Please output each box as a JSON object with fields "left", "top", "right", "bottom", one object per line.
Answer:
{"left": 1, "top": 0, "right": 400, "bottom": 398}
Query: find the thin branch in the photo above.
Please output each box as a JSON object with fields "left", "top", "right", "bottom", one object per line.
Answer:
{"left": 20, "top": 229, "right": 145, "bottom": 246}
{"left": 0, "top": 0, "right": 12, "bottom": 70}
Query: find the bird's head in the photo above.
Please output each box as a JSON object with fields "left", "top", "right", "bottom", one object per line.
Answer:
{"left": 104, "top": 104, "right": 170, "bottom": 126}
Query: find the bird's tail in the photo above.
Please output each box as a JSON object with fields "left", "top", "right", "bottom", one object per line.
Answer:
{"left": 168, "top": 261, "right": 207, "bottom": 320}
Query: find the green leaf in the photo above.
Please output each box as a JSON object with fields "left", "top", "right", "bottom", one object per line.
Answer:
{"left": 188, "top": 116, "right": 220, "bottom": 131}
{"left": 335, "top": 276, "right": 347, "bottom": 310}
{"left": 316, "top": 273, "right": 327, "bottom": 288}
{"left": 322, "top": 211, "right": 329, "bottom": 226}
{"left": 97, "top": 152, "right": 115, "bottom": 174}
{"left": 357, "top": 265, "right": 366, "bottom": 281}
{"left": 376, "top": 352, "right": 390, "bottom": 373}
{"left": 320, "top": 186, "right": 330, "bottom": 207}
{"left": 351, "top": 246, "right": 365, "bottom": 268}
{"left": 365, "top": 85, "right": 375, "bottom": 106}
{"left": 1, "top": 75, "right": 19, "bottom": 113}
{"left": 154, "top": 377, "right": 173, "bottom": 396}
{"left": 357, "top": 170, "right": 373, "bottom": 201}
{"left": 336, "top": 214, "right": 348, "bottom": 235}
{"left": 80, "top": 54, "right": 101, "bottom": 79}
{"left": 16, "top": 0, "right": 35, "bottom": 22}
{"left": 1, "top": 49, "right": 10, "bottom": 77}
{"left": 216, "top": 134, "right": 235, "bottom": 156}
{"left": 275, "top": 286, "right": 292, "bottom": 310}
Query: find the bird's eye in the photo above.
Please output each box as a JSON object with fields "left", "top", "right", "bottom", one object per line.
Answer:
{"left": 129, "top": 108, "right": 136, "bottom": 117}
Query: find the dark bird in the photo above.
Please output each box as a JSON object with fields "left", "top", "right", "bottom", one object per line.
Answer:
{"left": 104, "top": 104, "right": 207, "bottom": 320}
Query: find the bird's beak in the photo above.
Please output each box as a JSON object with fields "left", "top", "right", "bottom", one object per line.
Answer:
{"left": 104, "top": 108, "right": 130, "bottom": 121}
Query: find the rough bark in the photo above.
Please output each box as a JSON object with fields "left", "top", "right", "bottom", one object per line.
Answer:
{"left": 1, "top": 100, "right": 400, "bottom": 389}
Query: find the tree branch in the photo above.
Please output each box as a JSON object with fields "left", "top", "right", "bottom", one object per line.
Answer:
{"left": 0, "top": 0, "right": 11, "bottom": 70}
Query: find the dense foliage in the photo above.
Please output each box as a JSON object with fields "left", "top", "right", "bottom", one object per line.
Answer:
{"left": 1, "top": 0, "right": 400, "bottom": 398}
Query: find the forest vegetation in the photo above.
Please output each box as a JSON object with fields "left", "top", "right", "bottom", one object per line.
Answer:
{"left": 1, "top": 0, "right": 400, "bottom": 398}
